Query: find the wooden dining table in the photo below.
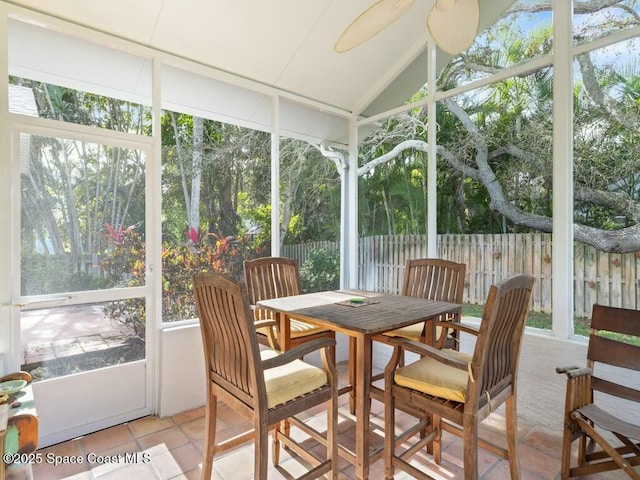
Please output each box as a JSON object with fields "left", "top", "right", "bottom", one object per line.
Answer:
{"left": 257, "top": 289, "right": 461, "bottom": 480}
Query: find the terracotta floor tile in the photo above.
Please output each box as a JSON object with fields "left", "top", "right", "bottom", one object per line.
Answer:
{"left": 169, "top": 443, "right": 203, "bottom": 474}
{"left": 94, "top": 461, "right": 157, "bottom": 479}
{"left": 5, "top": 464, "right": 34, "bottom": 480}
{"left": 516, "top": 441, "right": 562, "bottom": 479}
{"left": 128, "top": 415, "right": 174, "bottom": 438}
{"left": 31, "top": 457, "right": 91, "bottom": 480}
{"left": 31, "top": 441, "right": 88, "bottom": 479}
{"left": 37, "top": 438, "right": 85, "bottom": 458}
{"left": 181, "top": 466, "right": 204, "bottom": 480}
{"left": 79, "top": 424, "right": 135, "bottom": 455}
{"left": 178, "top": 417, "right": 207, "bottom": 444}
{"left": 215, "top": 403, "right": 249, "bottom": 429}
{"left": 137, "top": 425, "right": 190, "bottom": 451}
{"left": 170, "top": 406, "right": 205, "bottom": 425}
{"left": 149, "top": 448, "right": 189, "bottom": 480}
{"left": 440, "top": 432, "right": 502, "bottom": 477}
{"left": 521, "top": 425, "right": 563, "bottom": 458}
{"left": 84, "top": 440, "right": 142, "bottom": 478}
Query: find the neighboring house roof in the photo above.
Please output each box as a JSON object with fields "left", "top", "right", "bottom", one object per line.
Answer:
{"left": 9, "top": 84, "right": 38, "bottom": 117}
{"left": 9, "top": 83, "right": 38, "bottom": 173}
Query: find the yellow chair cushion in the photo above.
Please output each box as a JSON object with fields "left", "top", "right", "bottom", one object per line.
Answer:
{"left": 260, "top": 349, "right": 328, "bottom": 409}
{"left": 394, "top": 349, "right": 472, "bottom": 403}
{"left": 384, "top": 323, "right": 445, "bottom": 341}
{"left": 258, "top": 318, "right": 329, "bottom": 339}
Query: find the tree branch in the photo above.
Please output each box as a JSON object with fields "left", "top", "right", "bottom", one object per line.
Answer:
{"left": 577, "top": 53, "right": 638, "bottom": 130}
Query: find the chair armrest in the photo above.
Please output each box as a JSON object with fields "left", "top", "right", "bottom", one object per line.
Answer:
{"left": 253, "top": 319, "right": 280, "bottom": 350}
{"left": 556, "top": 366, "right": 591, "bottom": 378}
{"left": 254, "top": 319, "right": 277, "bottom": 330}
{"left": 438, "top": 320, "right": 480, "bottom": 336}
{"left": 385, "top": 337, "right": 468, "bottom": 371}
{"left": 261, "top": 338, "right": 336, "bottom": 371}
{"left": 556, "top": 365, "right": 593, "bottom": 422}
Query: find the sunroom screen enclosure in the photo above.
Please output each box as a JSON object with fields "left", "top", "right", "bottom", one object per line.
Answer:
{"left": 1, "top": 0, "right": 638, "bottom": 446}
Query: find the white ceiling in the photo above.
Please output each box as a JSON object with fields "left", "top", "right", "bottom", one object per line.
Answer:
{"left": 5, "top": 0, "right": 513, "bottom": 120}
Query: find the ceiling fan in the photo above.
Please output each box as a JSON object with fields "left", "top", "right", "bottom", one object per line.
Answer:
{"left": 334, "top": 0, "right": 480, "bottom": 55}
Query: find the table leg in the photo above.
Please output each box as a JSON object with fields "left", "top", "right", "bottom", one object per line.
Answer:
{"left": 276, "top": 312, "right": 292, "bottom": 438}
{"left": 348, "top": 337, "right": 356, "bottom": 414}
{"left": 355, "top": 335, "right": 371, "bottom": 480}
{"left": 425, "top": 316, "right": 435, "bottom": 347}
{"left": 277, "top": 312, "right": 292, "bottom": 353}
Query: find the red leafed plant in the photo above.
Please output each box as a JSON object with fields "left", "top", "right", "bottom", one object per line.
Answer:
{"left": 101, "top": 224, "right": 257, "bottom": 338}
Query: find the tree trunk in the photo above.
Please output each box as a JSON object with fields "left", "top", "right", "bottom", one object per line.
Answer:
{"left": 189, "top": 117, "right": 204, "bottom": 232}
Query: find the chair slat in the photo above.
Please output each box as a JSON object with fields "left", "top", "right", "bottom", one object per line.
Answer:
{"left": 591, "top": 304, "right": 640, "bottom": 337}
{"left": 591, "top": 377, "right": 640, "bottom": 403}
{"left": 384, "top": 258, "right": 466, "bottom": 348}
{"left": 588, "top": 335, "right": 640, "bottom": 372}
{"left": 243, "top": 256, "right": 335, "bottom": 355}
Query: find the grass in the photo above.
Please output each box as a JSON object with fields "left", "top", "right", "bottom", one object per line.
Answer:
{"left": 463, "top": 304, "right": 587, "bottom": 333}
{"left": 462, "top": 304, "right": 640, "bottom": 346}
{"left": 462, "top": 303, "right": 564, "bottom": 332}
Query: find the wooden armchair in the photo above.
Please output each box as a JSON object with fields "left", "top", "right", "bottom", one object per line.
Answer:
{"left": 192, "top": 272, "right": 338, "bottom": 480}
{"left": 384, "top": 274, "right": 534, "bottom": 480}
{"left": 243, "top": 257, "right": 335, "bottom": 360}
{"left": 378, "top": 258, "right": 466, "bottom": 349}
{"left": 556, "top": 304, "right": 640, "bottom": 479}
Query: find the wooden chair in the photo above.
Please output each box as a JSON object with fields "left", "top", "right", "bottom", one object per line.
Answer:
{"left": 243, "top": 256, "right": 335, "bottom": 359}
{"left": 556, "top": 304, "right": 640, "bottom": 479}
{"left": 379, "top": 258, "right": 466, "bottom": 349}
{"left": 192, "top": 272, "right": 338, "bottom": 480}
{"left": 384, "top": 274, "right": 534, "bottom": 480}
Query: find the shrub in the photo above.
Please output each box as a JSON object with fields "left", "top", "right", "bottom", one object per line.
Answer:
{"left": 101, "top": 224, "right": 256, "bottom": 338}
{"left": 300, "top": 247, "right": 340, "bottom": 293}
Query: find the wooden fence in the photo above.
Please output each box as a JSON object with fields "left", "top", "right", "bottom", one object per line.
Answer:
{"left": 282, "top": 233, "right": 640, "bottom": 317}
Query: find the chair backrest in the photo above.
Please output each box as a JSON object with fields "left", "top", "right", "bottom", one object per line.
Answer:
{"left": 402, "top": 258, "right": 466, "bottom": 304}
{"left": 192, "top": 271, "right": 265, "bottom": 408}
{"left": 587, "top": 304, "right": 640, "bottom": 403}
{"left": 243, "top": 257, "right": 302, "bottom": 320}
{"left": 468, "top": 274, "right": 534, "bottom": 409}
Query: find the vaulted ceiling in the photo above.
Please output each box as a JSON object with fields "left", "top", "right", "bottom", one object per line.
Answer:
{"left": 6, "top": 0, "right": 514, "bottom": 121}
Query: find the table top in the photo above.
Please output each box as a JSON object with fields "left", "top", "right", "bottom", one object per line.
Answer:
{"left": 258, "top": 289, "right": 460, "bottom": 336}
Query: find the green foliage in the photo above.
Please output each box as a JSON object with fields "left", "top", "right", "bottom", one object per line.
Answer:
{"left": 462, "top": 303, "right": 554, "bottom": 331}
{"left": 21, "top": 253, "right": 109, "bottom": 295}
{"left": 160, "top": 233, "right": 249, "bottom": 322}
{"left": 241, "top": 202, "right": 272, "bottom": 250}
{"left": 100, "top": 224, "right": 145, "bottom": 287}
{"left": 101, "top": 224, "right": 257, "bottom": 338}
{"left": 300, "top": 248, "right": 340, "bottom": 293}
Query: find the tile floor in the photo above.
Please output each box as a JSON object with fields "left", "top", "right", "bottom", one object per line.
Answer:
{"left": 8, "top": 331, "right": 638, "bottom": 480}
{"left": 10, "top": 389, "right": 568, "bottom": 480}
{"left": 10, "top": 392, "right": 631, "bottom": 479}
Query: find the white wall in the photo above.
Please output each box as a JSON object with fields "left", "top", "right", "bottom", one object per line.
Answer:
{"left": 157, "top": 324, "right": 206, "bottom": 417}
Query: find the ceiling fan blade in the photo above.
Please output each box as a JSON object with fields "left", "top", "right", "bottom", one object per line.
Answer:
{"left": 334, "top": 0, "right": 416, "bottom": 53}
{"left": 427, "top": 0, "right": 480, "bottom": 55}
